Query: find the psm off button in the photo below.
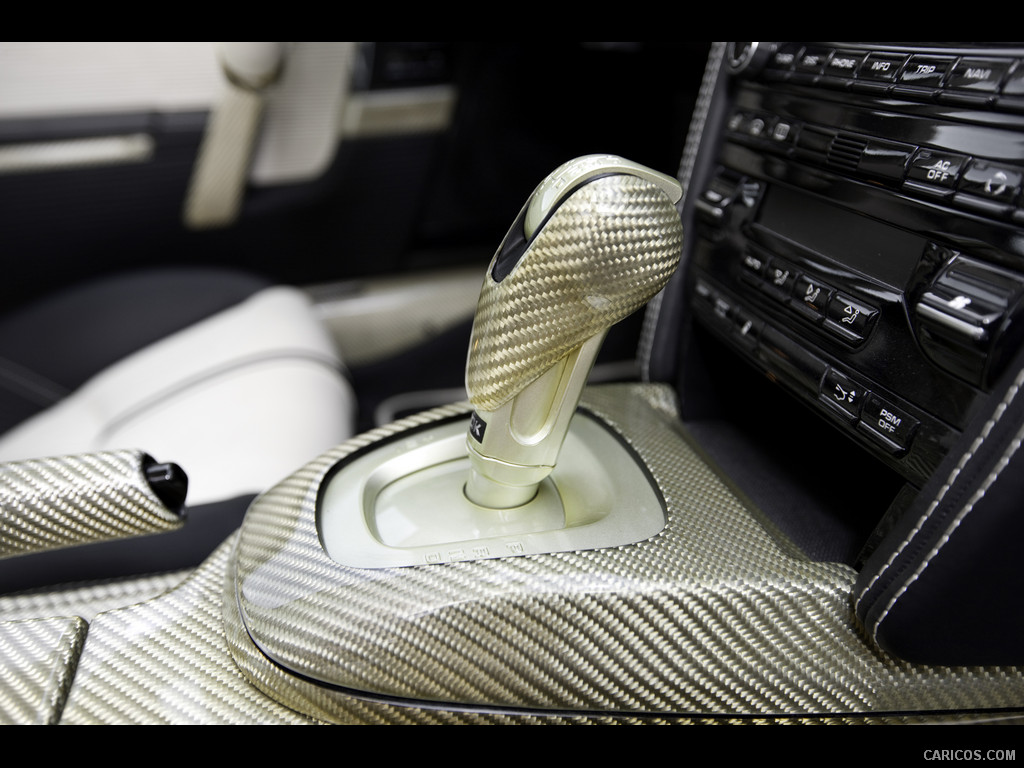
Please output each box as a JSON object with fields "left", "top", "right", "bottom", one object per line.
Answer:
{"left": 857, "top": 394, "right": 919, "bottom": 454}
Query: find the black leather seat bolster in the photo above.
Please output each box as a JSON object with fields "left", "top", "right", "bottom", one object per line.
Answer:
{"left": 855, "top": 353, "right": 1024, "bottom": 667}
{"left": 0, "top": 268, "right": 270, "bottom": 433}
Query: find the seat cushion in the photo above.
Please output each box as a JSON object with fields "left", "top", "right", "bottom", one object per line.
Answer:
{"left": 0, "top": 272, "right": 355, "bottom": 506}
{"left": 0, "top": 268, "right": 272, "bottom": 433}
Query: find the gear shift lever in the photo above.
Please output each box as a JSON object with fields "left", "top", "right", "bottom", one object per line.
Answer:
{"left": 318, "top": 155, "right": 681, "bottom": 567}
{"left": 464, "top": 155, "right": 683, "bottom": 508}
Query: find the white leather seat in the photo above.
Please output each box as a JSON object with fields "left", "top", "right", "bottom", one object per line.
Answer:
{"left": 0, "top": 283, "right": 354, "bottom": 505}
{"left": 0, "top": 268, "right": 354, "bottom": 503}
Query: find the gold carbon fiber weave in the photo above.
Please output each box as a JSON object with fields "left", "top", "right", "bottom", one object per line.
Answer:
{"left": 0, "top": 450, "right": 182, "bottom": 559}
{"left": 33, "top": 531, "right": 1024, "bottom": 725}
{"left": 226, "top": 384, "right": 1024, "bottom": 719}
{"left": 57, "top": 537, "right": 317, "bottom": 725}
{"left": 53, "top": 530, "right": 964, "bottom": 724}
{"left": 0, "top": 616, "right": 86, "bottom": 724}
{"left": 0, "top": 571, "right": 189, "bottom": 622}
{"left": 466, "top": 175, "right": 683, "bottom": 411}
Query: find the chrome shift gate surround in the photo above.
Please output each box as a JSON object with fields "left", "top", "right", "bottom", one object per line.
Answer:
{"left": 317, "top": 411, "right": 666, "bottom": 569}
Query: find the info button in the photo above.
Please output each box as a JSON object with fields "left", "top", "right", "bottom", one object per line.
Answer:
{"left": 858, "top": 394, "right": 919, "bottom": 453}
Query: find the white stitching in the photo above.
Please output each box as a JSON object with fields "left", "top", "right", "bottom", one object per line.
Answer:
{"left": 872, "top": 420, "right": 1024, "bottom": 643}
{"left": 639, "top": 42, "right": 725, "bottom": 380}
{"left": 857, "top": 366, "right": 1024, "bottom": 638}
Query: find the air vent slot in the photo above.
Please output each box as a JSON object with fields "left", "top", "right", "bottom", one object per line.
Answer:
{"left": 828, "top": 134, "right": 867, "bottom": 173}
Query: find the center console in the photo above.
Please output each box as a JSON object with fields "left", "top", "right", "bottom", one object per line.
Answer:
{"left": 679, "top": 43, "right": 1024, "bottom": 542}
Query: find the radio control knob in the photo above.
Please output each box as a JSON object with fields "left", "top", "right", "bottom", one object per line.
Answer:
{"left": 727, "top": 42, "right": 775, "bottom": 75}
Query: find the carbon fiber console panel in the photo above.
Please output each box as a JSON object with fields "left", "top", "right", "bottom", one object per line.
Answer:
{"left": 0, "top": 616, "right": 86, "bottom": 724}
{"left": 3, "top": 384, "right": 1016, "bottom": 724}
{"left": 224, "top": 383, "right": 1024, "bottom": 720}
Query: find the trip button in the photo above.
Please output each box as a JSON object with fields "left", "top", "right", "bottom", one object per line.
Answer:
{"left": 898, "top": 55, "right": 955, "bottom": 89}
{"left": 858, "top": 395, "right": 919, "bottom": 454}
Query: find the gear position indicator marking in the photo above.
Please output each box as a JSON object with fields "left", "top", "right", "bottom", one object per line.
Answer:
{"left": 469, "top": 412, "right": 487, "bottom": 443}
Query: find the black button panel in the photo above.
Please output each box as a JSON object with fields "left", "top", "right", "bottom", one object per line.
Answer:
{"left": 693, "top": 276, "right": 926, "bottom": 461}
{"left": 737, "top": 249, "right": 879, "bottom": 347}
{"left": 725, "top": 44, "right": 1024, "bottom": 225}
{"left": 752, "top": 43, "right": 1020, "bottom": 104}
{"left": 701, "top": 43, "right": 1024, "bottom": 485}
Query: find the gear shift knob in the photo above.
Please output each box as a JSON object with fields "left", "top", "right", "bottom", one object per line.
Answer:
{"left": 464, "top": 155, "right": 683, "bottom": 508}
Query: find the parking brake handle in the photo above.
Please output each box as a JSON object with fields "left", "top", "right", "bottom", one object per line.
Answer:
{"left": 464, "top": 155, "right": 684, "bottom": 509}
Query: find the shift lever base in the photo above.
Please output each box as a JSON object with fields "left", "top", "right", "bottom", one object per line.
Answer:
{"left": 317, "top": 409, "right": 666, "bottom": 569}
{"left": 464, "top": 333, "right": 606, "bottom": 509}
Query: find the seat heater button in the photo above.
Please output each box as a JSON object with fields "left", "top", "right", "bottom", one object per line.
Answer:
{"left": 764, "top": 261, "right": 797, "bottom": 297}
{"left": 825, "top": 294, "right": 878, "bottom": 339}
{"left": 792, "top": 275, "right": 832, "bottom": 318}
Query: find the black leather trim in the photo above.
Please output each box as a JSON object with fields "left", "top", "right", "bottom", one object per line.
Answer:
{"left": 855, "top": 353, "right": 1024, "bottom": 666}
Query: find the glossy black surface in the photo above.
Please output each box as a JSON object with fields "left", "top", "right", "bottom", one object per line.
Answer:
{"left": 688, "top": 43, "right": 1024, "bottom": 491}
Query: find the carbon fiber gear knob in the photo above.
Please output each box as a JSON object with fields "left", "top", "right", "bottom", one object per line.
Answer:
{"left": 465, "top": 154, "right": 684, "bottom": 508}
